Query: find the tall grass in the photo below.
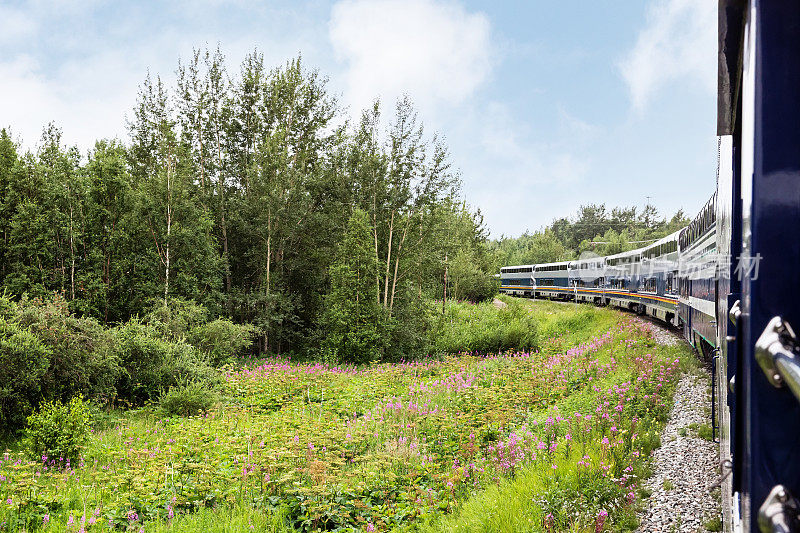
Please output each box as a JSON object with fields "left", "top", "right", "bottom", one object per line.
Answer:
{"left": 431, "top": 298, "right": 540, "bottom": 354}
{"left": 431, "top": 296, "right": 611, "bottom": 356}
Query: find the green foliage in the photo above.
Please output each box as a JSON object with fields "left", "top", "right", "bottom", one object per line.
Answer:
{"left": 703, "top": 514, "right": 723, "bottom": 531}
{"left": 188, "top": 318, "right": 255, "bottom": 366}
{"left": 539, "top": 304, "right": 600, "bottom": 341}
{"left": 431, "top": 298, "right": 539, "bottom": 354}
{"left": 158, "top": 380, "right": 218, "bottom": 417}
{"left": 11, "top": 295, "right": 121, "bottom": 403}
{"left": 688, "top": 422, "right": 714, "bottom": 441}
{"left": 0, "top": 50, "right": 496, "bottom": 361}
{"left": 0, "top": 294, "right": 229, "bottom": 429}
{"left": 0, "top": 316, "right": 51, "bottom": 429}
{"left": 0, "top": 302, "right": 693, "bottom": 532}
{"left": 24, "top": 395, "right": 90, "bottom": 464}
{"left": 321, "top": 209, "right": 387, "bottom": 364}
{"left": 112, "top": 319, "right": 218, "bottom": 404}
{"left": 449, "top": 248, "right": 498, "bottom": 303}
{"left": 145, "top": 298, "right": 210, "bottom": 341}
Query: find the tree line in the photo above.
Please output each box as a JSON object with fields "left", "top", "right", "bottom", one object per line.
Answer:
{"left": 0, "top": 48, "right": 495, "bottom": 362}
{"left": 489, "top": 203, "right": 690, "bottom": 268}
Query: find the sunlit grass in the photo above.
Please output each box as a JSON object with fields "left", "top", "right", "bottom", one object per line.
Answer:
{"left": 0, "top": 300, "right": 692, "bottom": 532}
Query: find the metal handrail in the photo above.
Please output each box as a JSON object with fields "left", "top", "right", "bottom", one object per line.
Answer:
{"left": 755, "top": 317, "right": 800, "bottom": 403}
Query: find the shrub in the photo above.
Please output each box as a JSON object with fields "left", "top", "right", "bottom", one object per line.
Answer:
{"left": 0, "top": 317, "right": 51, "bottom": 430}
{"left": 24, "top": 395, "right": 91, "bottom": 465}
{"left": 431, "top": 299, "right": 539, "bottom": 354}
{"left": 112, "top": 319, "right": 218, "bottom": 404}
{"left": 145, "top": 298, "right": 210, "bottom": 341}
{"left": 158, "top": 381, "right": 218, "bottom": 417}
{"left": 188, "top": 318, "right": 255, "bottom": 366}
{"left": 12, "top": 295, "right": 121, "bottom": 403}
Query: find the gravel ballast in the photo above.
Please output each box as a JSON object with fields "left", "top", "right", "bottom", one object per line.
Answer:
{"left": 636, "top": 350, "right": 721, "bottom": 531}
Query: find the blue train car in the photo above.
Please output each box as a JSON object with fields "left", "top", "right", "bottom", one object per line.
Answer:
{"left": 570, "top": 256, "right": 606, "bottom": 304}
{"left": 603, "top": 248, "right": 643, "bottom": 311}
{"left": 678, "top": 193, "right": 718, "bottom": 353}
{"left": 533, "top": 261, "right": 571, "bottom": 299}
{"left": 498, "top": 265, "right": 535, "bottom": 297}
{"left": 636, "top": 231, "right": 681, "bottom": 325}
{"left": 717, "top": 2, "right": 800, "bottom": 530}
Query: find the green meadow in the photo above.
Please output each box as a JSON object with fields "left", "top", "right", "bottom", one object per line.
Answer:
{"left": 0, "top": 299, "right": 694, "bottom": 532}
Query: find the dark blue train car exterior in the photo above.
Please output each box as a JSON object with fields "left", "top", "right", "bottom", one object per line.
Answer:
{"left": 721, "top": 2, "right": 800, "bottom": 531}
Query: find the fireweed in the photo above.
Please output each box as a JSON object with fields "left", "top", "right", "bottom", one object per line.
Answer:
{"left": 0, "top": 306, "right": 689, "bottom": 532}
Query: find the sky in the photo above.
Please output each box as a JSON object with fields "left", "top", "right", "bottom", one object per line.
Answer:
{"left": 0, "top": 0, "right": 718, "bottom": 237}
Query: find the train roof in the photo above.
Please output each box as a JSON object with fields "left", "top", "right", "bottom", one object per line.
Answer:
{"left": 499, "top": 264, "right": 535, "bottom": 273}
{"left": 649, "top": 230, "right": 681, "bottom": 246}
{"left": 605, "top": 247, "right": 642, "bottom": 261}
{"left": 534, "top": 260, "right": 571, "bottom": 270}
{"left": 641, "top": 230, "right": 681, "bottom": 252}
{"left": 573, "top": 256, "right": 605, "bottom": 268}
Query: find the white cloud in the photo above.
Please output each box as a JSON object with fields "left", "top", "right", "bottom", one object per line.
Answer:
{"left": 451, "top": 102, "right": 590, "bottom": 236}
{"left": 619, "top": 0, "right": 716, "bottom": 110}
{"left": 478, "top": 102, "right": 587, "bottom": 186}
{"left": 0, "top": 1, "right": 323, "bottom": 153}
{"left": 0, "top": 50, "right": 149, "bottom": 152}
{"left": 0, "top": 5, "right": 37, "bottom": 45}
{"left": 328, "top": 0, "right": 493, "bottom": 115}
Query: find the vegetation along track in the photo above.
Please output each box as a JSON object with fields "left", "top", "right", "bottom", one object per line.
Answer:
{"left": 1, "top": 298, "right": 707, "bottom": 532}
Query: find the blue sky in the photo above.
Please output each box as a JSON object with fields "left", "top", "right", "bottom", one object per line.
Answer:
{"left": 0, "top": 0, "right": 717, "bottom": 237}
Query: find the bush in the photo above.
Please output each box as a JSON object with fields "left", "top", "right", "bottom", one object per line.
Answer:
{"left": 24, "top": 395, "right": 91, "bottom": 465}
{"left": 12, "top": 295, "right": 121, "bottom": 403}
{"left": 0, "top": 317, "right": 51, "bottom": 430}
{"left": 112, "top": 319, "right": 219, "bottom": 404}
{"left": 145, "top": 298, "right": 210, "bottom": 342}
{"left": 188, "top": 318, "right": 255, "bottom": 366}
{"left": 158, "top": 381, "right": 218, "bottom": 417}
{"left": 431, "top": 299, "right": 539, "bottom": 354}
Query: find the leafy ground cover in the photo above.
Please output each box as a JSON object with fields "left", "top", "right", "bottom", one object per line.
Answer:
{"left": 0, "top": 300, "right": 694, "bottom": 532}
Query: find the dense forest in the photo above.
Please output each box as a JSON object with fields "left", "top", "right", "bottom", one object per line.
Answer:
{"left": 0, "top": 49, "right": 496, "bottom": 363}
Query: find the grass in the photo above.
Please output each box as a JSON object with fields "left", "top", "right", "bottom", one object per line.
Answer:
{"left": 689, "top": 423, "right": 714, "bottom": 441}
{"left": 0, "top": 298, "right": 695, "bottom": 532}
{"left": 703, "top": 514, "right": 723, "bottom": 532}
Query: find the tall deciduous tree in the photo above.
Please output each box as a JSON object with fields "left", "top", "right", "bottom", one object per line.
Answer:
{"left": 128, "top": 74, "right": 221, "bottom": 314}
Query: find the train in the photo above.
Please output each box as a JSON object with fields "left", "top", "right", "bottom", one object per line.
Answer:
{"left": 500, "top": 3, "right": 800, "bottom": 531}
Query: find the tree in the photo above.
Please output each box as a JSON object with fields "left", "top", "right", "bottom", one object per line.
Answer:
{"left": 0, "top": 129, "right": 20, "bottom": 283}
{"left": 0, "top": 48, "right": 494, "bottom": 361}
{"left": 127, "top": 74, "right": 221, "bottom": 315}
{"left": 321, "top": 209, "right": 385, "bottom": 364}
{"left": 80, "top": 140, "right": 132, "bottom": 322}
